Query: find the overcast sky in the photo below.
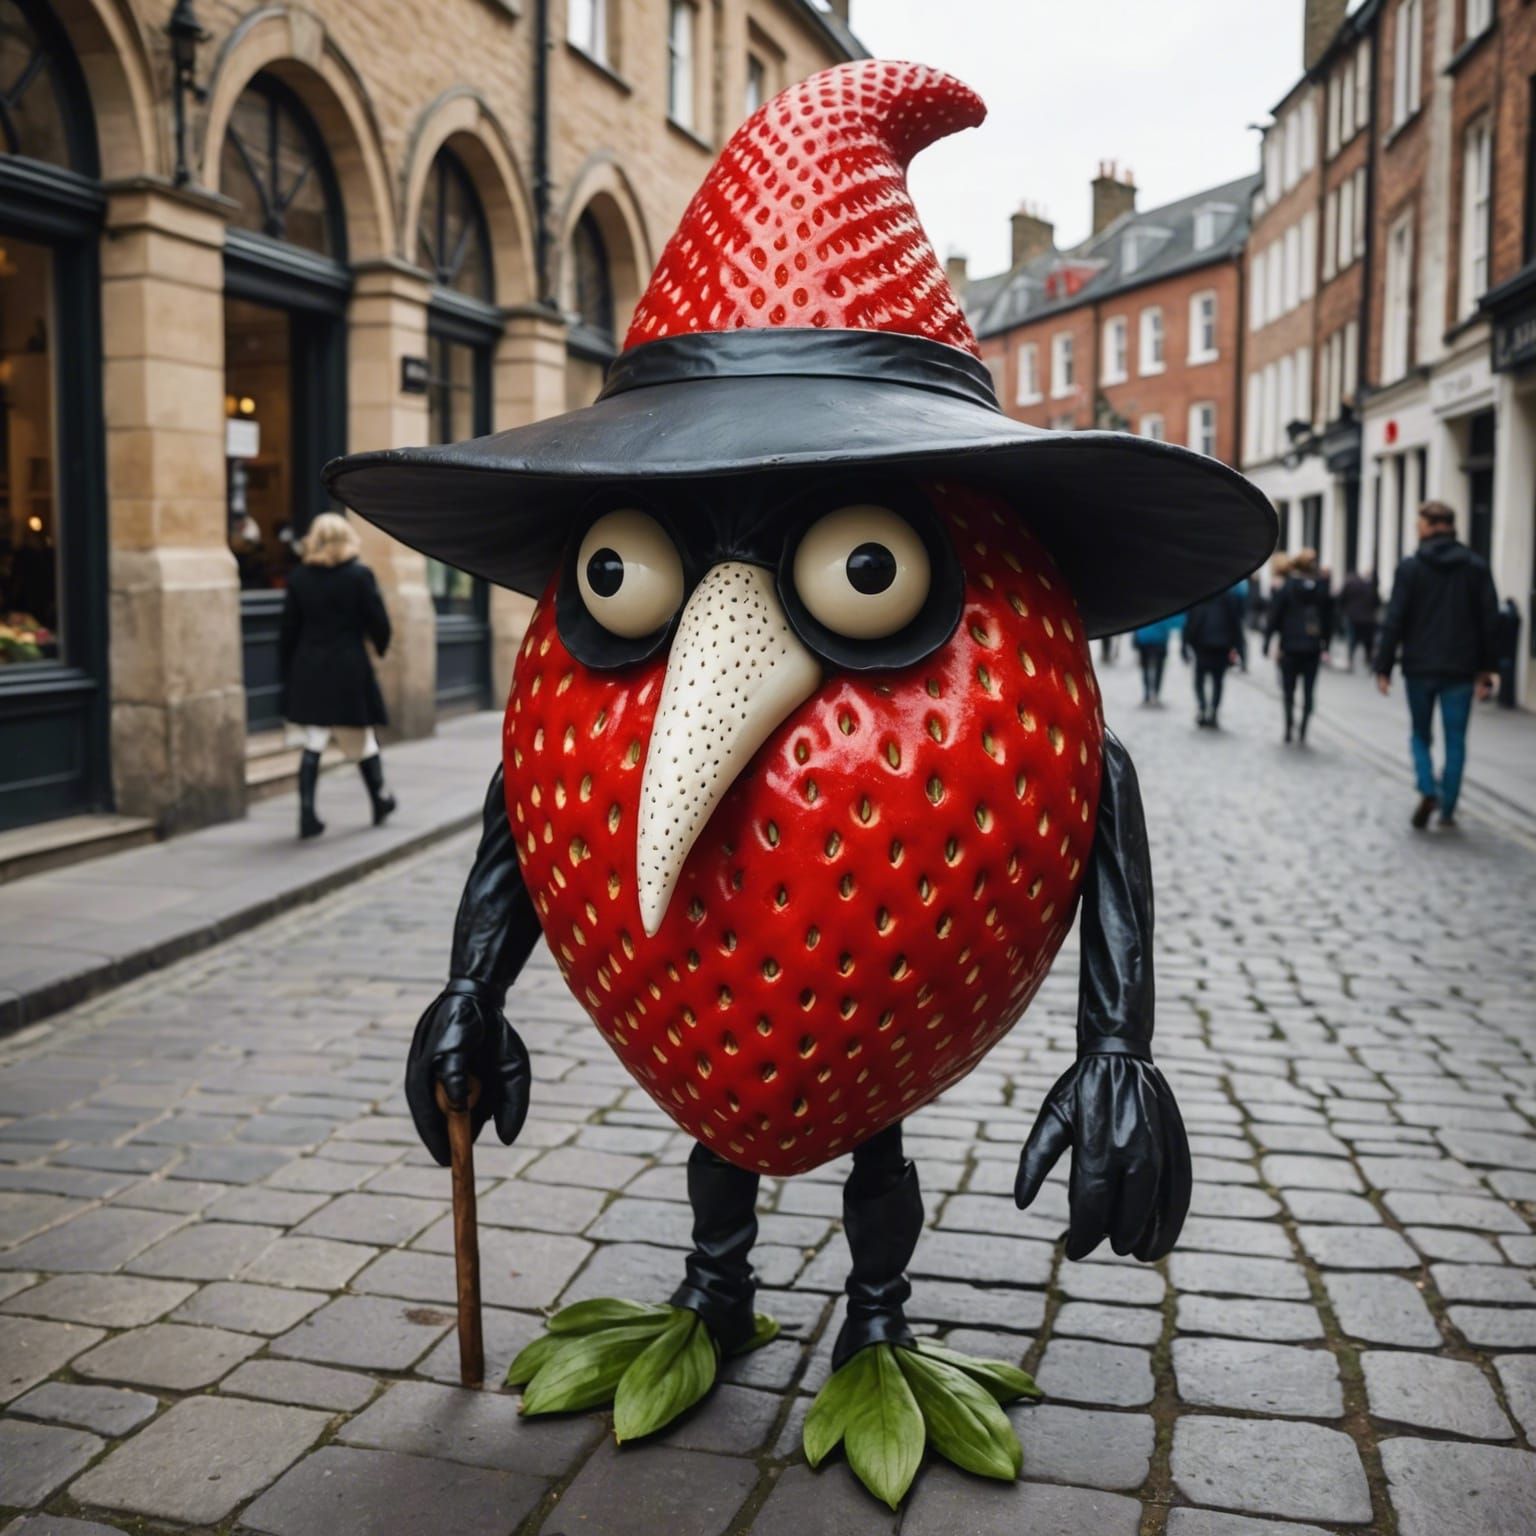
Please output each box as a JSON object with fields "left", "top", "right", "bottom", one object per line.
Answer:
{"left": 850, "top": 0, "right": 1310, "bottom": 277}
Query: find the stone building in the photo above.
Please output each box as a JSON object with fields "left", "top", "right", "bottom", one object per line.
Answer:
{"left": 966, "top": 165, "right": 1253, "bottom": 470}
{"left": 0, "top": 0, "right": 858, "bottom": 840}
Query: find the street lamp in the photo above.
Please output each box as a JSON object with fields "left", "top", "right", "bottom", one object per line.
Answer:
{"left": 167, "top": 0, "right": 209, "bottom": 188}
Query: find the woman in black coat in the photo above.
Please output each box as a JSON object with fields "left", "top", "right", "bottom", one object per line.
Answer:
{"left": 1182, "top": 583, "right": 1247, "bottom": 729}
{"left": 1264, "top": 549, "right": 1333, "bottom": 745}
{"left": 279, "top": 513, "right": 397, "bottom": 838}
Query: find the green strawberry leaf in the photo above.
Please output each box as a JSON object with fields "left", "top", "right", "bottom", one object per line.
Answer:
{"left": 913, "top": 1339, "right": 1042, "bottom": 1403}
{"left": 519, "top": 1323, "right": 662, "bottom": 1415}
{"left": 613, "top": 1308, "right": 719, "bottom": 1442}
{"left": 505, "top": 1330, "right": 564, "bottom": 1387}
{"left": 897, "top": 1348, "right": 1022, "bottom": 1482}
{"left": 729, "top": 1312, "right": 780, "bottom": 1356}
{"left": 803, "top": 1349, "right": 868, "bottom": 1468}
{"left": 546, "top": 1297, "right": 675, "bottom": 1336}
{"left": 842, "top": 1344, "right": 926, "bottom": 1509}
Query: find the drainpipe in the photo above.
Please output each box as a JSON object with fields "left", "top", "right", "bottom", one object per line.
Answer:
{"left": 533, "top": 0, "right": 555, "bottom": 308}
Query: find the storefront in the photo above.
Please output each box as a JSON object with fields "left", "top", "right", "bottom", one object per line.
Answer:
{"left": 218, "top": 73, "right": 349, "bottom": 731}
{"left": 419, "top": 146, "right": 497, "bottom": 713}
{"left": 0, "top": 0, "right": 109, "bottom": 830}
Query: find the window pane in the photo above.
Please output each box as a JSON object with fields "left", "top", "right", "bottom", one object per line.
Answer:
{"left": 572, "top": 211, "right": 616, "bottom": 345}
{"left": 0, "top": 0, "right": 71, "bottom": 167}
{"left": 669, "top": 2, "right": 695, "bottom": 128}
{"left": 746, "top": 54, "right": 766, "bottom": 115}
{"left": 219, "top": 80, "right": 340, "bottom": 257}
{"left": 0, "top": 234, "right": 61, "bottom": 665}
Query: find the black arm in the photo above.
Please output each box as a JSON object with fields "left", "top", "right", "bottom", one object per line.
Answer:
{"left": 404, "top": 764, "right": 545, "bottom": 1165}
{"left": 1375, "top": 558, "right": 1414, "bottom": 676}
{"left": 1014, "top": 731, "right": 1191, "bottom": 1261}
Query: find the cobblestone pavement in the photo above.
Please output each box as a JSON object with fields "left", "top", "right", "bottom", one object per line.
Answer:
{"left": 1, "top": 655, "right": 1534, "bottom": 1536}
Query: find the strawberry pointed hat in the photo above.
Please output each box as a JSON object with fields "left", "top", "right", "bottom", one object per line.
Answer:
{"left": 326, "top": 61, "right": 1274, "bottom": 636}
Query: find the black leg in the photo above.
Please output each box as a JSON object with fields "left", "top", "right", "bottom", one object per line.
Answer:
{"left": 669, "top": 1142, "right": 761, "bottom": 1353}
{"left": 832, "top": 1122, "right": 924, "bottom": 1369}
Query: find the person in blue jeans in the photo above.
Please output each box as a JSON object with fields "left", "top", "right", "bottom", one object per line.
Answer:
{"left": 1375, "top": 502, "right": 1500, "bottom": 830}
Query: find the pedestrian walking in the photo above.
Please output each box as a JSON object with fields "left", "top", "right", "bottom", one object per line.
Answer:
{"left": 1264, "top": 548, "right": 1333, "bottom": 744}
{"left": 1374, "top": 501, "right": 1500, "bottom": 830}
{"left": 1340, "top": 568, "right": 1380, "bottom": 671}
{"left": 279, "top": 512, "right": 397, "bottom": 839}
{"left": 1495, "top": 598, "right": 1521, "bottom": 709}
{"left": 1182, "top": 583, "right": 1246, "bottom": 729}
{"left": 1133, "top": 614, "right": 1181, "bottom": 705}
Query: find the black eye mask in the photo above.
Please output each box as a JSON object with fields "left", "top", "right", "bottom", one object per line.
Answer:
{"left": 554, "top": 479, "right": 965, "bottom": 673}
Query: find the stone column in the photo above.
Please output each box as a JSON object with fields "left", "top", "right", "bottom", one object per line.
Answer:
{"left": 102, "top": 182, "right": 245, "bottom": 833}
{"left": 487, "top": 304, "right": 569, "bottom": 704}
{"left": 346, "top": 260, "right": 437, "bottom": 740}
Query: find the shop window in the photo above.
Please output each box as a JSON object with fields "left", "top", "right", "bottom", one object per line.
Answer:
{"left": 417, "top": 147, "right": 493, "bottom": 301}
{"left": 220, "top": 76, "right": 343, "bottom": 257}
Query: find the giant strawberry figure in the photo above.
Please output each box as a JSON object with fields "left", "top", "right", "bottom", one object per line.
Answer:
{"left": 328, "top": 60, "right": 1274, "bottom": 1506}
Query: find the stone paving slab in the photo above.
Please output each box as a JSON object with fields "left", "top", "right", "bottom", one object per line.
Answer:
{"left": 0, "top": 654, "right": 1532, "bottom": 1533}
{"left": 0, "top": 1419, "right": 104, "bottom": 1507}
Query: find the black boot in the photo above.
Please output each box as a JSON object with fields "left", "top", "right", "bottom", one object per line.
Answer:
{"left": 831, "top": 1126, "right": 924, "bottom": 1369}
{"left": 359, "top": 753, "right": 396, "bottom": 826}
{"left": 670, "top": 1142, "right": 761, "bottom": 1352}
{"left": 298, "top": 750, "right": 325, "bottom": 839}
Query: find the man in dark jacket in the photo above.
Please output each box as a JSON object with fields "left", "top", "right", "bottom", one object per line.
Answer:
{"left": 1264, "top": 549, "right": 1333, "bottom": 744}
{"left": 1183, "top": 583, "right": 1247, "bottom": 729}
{"left": 1375, "top": 502, "right": 1500, "bottom": 829}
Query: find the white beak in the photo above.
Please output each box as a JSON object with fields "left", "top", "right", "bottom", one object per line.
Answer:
{"left": 636, "top": 562, "right": 821, "bottom": 936}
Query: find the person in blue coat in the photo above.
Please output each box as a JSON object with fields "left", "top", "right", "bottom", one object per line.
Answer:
{"left": 1133, "top": 613, "right": 1183, "bottom": 704}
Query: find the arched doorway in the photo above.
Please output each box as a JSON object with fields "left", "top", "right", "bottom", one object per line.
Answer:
{"left": 219, "top": 72, "right": 350, "bottom": 731}
{"left": 417, "top": 143, "right": 496, "bottom": 712}
{"left": 0, "top": 0, "right": 109, "bottom": 830}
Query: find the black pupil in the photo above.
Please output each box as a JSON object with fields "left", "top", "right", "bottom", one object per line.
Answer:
{"left": 587, "top": 548, "right": 624, "bottom": 598}
{"left": 846, "top": 542, "right": 897, "bottom": 596}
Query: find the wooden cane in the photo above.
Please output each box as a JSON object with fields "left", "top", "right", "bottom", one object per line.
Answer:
{"left": 435, "top": 1077, "right": 484, "bottom": 1388}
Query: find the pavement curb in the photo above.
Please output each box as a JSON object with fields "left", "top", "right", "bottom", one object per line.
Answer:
{"left": 0, "top": 806, "right": 480, "bottom": 1042}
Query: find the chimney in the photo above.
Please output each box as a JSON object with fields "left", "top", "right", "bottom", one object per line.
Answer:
{"left": 1303, "top": 0, "right": 1348, "bottom": 69}
{"left": 945, "top": 252, "right": 969, "bottom": 291}
{"left": 1091, "top": 161, "right": 1136, "bottom": 236}
{"left": 1009, "top": 204, "right": 1055, "bottom": 267}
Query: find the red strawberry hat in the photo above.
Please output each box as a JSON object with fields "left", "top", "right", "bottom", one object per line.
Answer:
{"left": 328, "top": 61, "right": 1274, "bottom": 637}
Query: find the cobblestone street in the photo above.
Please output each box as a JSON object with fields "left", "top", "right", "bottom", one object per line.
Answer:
{"left": 1, "top": 653, "right": 1534, "bottom": 1536}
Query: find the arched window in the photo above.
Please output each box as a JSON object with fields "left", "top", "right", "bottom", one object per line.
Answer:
{"left": 219, "top": 75, "right": 344, "bottom": 258}
{"left": 0, "top": 0, "right": 90, "bottom": 170}
{"left": 571, "top": 210, "right": 616, "bottom": 349}
{"left": 417, "top": 147, "right": 493, "bottom": 302}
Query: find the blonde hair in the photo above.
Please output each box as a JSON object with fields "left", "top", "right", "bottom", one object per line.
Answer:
{"left": 1292, "top": 547, "right": 1319, "bottom": 574}
{"left": 1272, "top": 553, "right": 1292, "bottom": 578}
{"left": 303, "top": 512, "right": 361, "bottom": 567}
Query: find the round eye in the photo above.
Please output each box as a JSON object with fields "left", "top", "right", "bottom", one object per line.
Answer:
{"left": 576, "top": 510, "right": 685, "bottom": 639}
{"left": 792, "top": 505, "right": 932, "bottom": 640}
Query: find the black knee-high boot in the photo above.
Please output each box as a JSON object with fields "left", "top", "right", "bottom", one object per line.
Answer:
{"left": 298, "top": 750, "right": 325, "bottom": 839}
{"left": 359, "top": 752, "right": 396, "bottom": 826}
{"left": 669, "top": 1143, "right": 760, "bottom": 1353}
{"left": 832, "top": 1123, "right": 924, "bottom": 1369}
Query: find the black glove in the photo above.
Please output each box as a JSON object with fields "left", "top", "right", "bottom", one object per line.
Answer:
{"left": 1015, "top": 731, "right": 1191, "bottom": 1261}
{"left": 406, "top": 765, "right": 543, "bottom": 1166}
{"left": 405, "top": 979, "right": 531, "bottom": 1166}
{"left": 1015, "top": 1050, "right": 1190, "bottom": 1261}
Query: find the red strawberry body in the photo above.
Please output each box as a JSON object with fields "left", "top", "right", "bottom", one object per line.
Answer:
{"left": 503, "top": 485, "right": 1103, "bottom": 1176}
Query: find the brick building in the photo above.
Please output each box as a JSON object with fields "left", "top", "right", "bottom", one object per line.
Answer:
{"left": 0, "top": 0, "right": 858, "bottom": 841}
{"left": 965, "top": 166, "right": 1254, "bottom": 471}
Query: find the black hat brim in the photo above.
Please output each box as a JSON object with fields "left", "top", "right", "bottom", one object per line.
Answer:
{"left": 324, "top": 335, "right": 1275, "bottom": 639}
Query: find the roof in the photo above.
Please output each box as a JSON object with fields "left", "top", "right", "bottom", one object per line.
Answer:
{"left": 787, "top": 1, "right": 868, "bottom": 61}
{"left": 968, "top": 173, "right": 1260, "bottom": 341}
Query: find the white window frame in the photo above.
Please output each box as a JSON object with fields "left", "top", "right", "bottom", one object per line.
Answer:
{"left": 1338, "top": 174, "right": 1355, "bottom": 270}
{"left": 1140, "top": 413, "right": 1166, "bottom": 442}
{"left": 1015, "top": 341, "right": 1041, "bottom": 405}
{"left": 569, "top": 0, "right": 611, "bottom": 63}
{"left": 1355, "top": 40, "right": 1372, "bottom": 129}
{"left": 1284, "top": 224, "right": 1301, "bottom": 311}
{"left": 1245, "top": 371, "right": 1263, "bottom": 463}
{"left": 1323, "top": 191, "right": 1339, "bottom": 281}
{"left": 1138, "top": 306, "right": 1165, "bottom": 375}
{"left": 668, "top": 1, "right": 698, "bottom": 130}
{"left": 1300, "top": 91, "right": 1317, "bottom": 173}
{"left": 745, "top": 53, "right": 767, "bottom": 115}
{"left": 1188, "top": 290, "right": 1218, "bottom": 363}
{"left": 1266, "top": 237, "right": 1283, "bottom": 317}
{"left": 1265, "top": 129, "right": 1284, "bottom": 205}
{"left": 1278, "top": 353, "right": 1295, "bottom": 440}
{"left": 1101, "top": 315, "right": 1128, "bottom": 384}
{"left": 1343, "top": 320, "right": 1359, "bottom": 403}
{"left": 1393, "top": 0, "right": 1424, "bottom": 129}
{"left": 1466, "top": 0, "right": 1493, "bottom": 39}
{"left": 1296, "top": 345, "right": 1312, "bottom": 425}
{"left": 1188, "top": 401, "right": 1217, "bottom": 458}
{"left": 1339, "top": 55, "right": 1357, "bottom": 144}
{"left": 1384, "top": 212, "right": 1414, "bottom": 381}
{"left": 1353, "top": 167, "right": 1368, "bottom": 258}
{"left": 1300, "top": 210, "right": 1317, "bottom": 300}
{"left": 1051, "top": 331, "right": 1075, "bottom": 398}
{"left": 1250, "top": 248, "right": 1267, "bottom": 330}
{"left": 1284, "top": 106, "right": 1302, "bottom": 190}
{"left": 1461, "top": 114, "right": 1493, "bottom": 318}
